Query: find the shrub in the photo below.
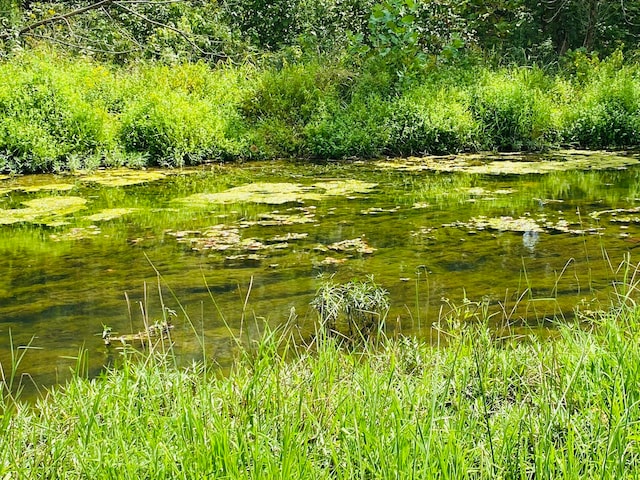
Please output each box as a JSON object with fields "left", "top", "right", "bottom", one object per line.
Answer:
{"left": 0, "top": 50, "right": 116, "bottom": 172}
{"left": 118, "top": 63, "right": 248, "bottom": 166}
{"left": 386, "top": 85, "right": 479, "bottom": 155}
{"left": 563, "top": 65, "right": 640, "bottom": 149}
{"left": 471, "top": 69, "right": 560, "bottom": 151}
{"left": 241, "top": 62, "right": 340, "bottom": 126}
{"left": 303, "top": 94, "right": 391, "bottom": 158}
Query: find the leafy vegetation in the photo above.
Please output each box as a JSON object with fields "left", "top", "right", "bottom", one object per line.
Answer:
{"left": 0, "top": 47, "right": 638, "bottom": 173}
{"left": 311, "top": 277, "right": 390, "bottom": 336}
{"left": 0, "top": 1, "right": 638, "bottom": 172}
{"left": 4, "top": 284, "right": 640, "bottom": 477}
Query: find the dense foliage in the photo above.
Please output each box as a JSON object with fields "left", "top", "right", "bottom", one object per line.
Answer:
{"left": 0, "top": 1, "right": 638, "bottom": 171}
{"left": 2, "top": 0, "right": 639, "bottom": 63}
{"left": 0, "top": 48, "right": 638, "bottom": 172}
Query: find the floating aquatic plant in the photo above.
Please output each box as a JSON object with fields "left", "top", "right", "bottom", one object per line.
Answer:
{"left": 50, "top": 226, "right": 102, "bottom": 241}
{"left": 326, "top": 237, "right": 376, "bottom": 255}
{"left": 0, "top": 196, "right": 88, "bottom": 225}
{"left": 375, "top": 151, "right": 640, "bottom": 175}
{"left": 80, "top": 168, "right": 166, "bottom": 187}
{"left": 175, "top": 180, "right": 377, "bottom": 206}
{"left": 85, "top": 208, "right": 138, "bottom": 222}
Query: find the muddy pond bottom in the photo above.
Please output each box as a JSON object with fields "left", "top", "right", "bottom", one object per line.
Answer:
{"left": 1, "top": 150, "right": 640, "bottom": 390}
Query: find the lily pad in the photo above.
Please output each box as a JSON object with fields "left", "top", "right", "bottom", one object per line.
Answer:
{"left": 85, "top": 208, "right": 138, "bottom": 222}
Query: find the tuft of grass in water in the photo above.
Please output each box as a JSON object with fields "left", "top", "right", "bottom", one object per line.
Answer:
{"left": 3, "top": 279, "right": 640, "bottom": 477}
{"left": 311, "top": 277, "right": 390, "bottom": 339}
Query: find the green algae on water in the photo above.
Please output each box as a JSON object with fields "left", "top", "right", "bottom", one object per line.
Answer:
{"left": 22, "top": 196, "right": 87, "bottom": 214}
{"left": 175, "top": 180, "right": 378, "bottom": 206}
{"left": 0, "top": 196, "right": 88, "bottom": 225}
{"left": 79, "top": 168, "right": 167, "bottom": 187}
{"left": 376, "top": 151, "right": 640, "bottom": 175}
{"left": 21, "top": 183, "right": 76, "bottom": 193}
{"left": 50, "top": 226, "right": 102, "bottom": 241}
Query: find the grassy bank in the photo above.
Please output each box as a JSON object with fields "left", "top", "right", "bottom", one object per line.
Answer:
{"left": 3, "top": 294, "right": 640, "bottom": 478}
{"left": 0, "top": 49, "right": 639, "bottom": 173}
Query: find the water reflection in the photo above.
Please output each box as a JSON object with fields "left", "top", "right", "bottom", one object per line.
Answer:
{"left": 0, "top": 154, "right": 639, "bottom": 389}
{"left": 523, "top": 230, "right": 539, "bottom": 252}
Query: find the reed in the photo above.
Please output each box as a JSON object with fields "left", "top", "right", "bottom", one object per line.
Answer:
{"left": 2, "top": 269, "right": 640, "bottom": 478}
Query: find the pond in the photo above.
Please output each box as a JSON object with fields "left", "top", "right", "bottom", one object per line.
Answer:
{"left": 1, "top": 150, "right": 640, "bottom": 390}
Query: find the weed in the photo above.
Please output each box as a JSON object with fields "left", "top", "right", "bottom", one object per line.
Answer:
{"left": 311, "top": 277, "right": 389, "bottom": 338}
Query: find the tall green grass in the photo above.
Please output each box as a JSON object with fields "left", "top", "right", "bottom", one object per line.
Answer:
{"left": 3, "top": 283, "right": 640, "bottom": 477}
{"left": 0, "top": 48, "right": 639, "bottom": 173}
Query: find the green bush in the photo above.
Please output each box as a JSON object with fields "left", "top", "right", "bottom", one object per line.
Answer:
{"left": 563, "top": 66, "right": 640, "bottom": 148}
{"left": 471, "top": 69, "right": 560, "bottom": 151}
{"left": 304, "top": 94, "right": 391, "bottom": 158}
{"left": 0, "top": 51, "right": 116, "bottom": 172}
{"left": 241, "top": 62, "right": 342, "bottom": 125}
{"left": 386, "top": 85, "right": 479, "bottom": 155}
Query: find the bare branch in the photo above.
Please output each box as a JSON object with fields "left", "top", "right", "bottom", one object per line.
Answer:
{"left": 23, "top": 32, "right": 138, "bottom": 55}
{"left": 113, "top": 1, "right": 226, "bottom": 58}
{"left": 114, "top": 0, "right": 187, "bottom": 4}
{"left": 16, "top": 0, "right": 114, "bottom": 36}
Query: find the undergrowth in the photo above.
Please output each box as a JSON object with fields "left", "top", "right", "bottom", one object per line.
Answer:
{"left": 0, "top": 48, "right": 638, "bottom": 173}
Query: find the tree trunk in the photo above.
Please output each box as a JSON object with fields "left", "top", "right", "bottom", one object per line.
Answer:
{"left": 583, "top": 0, "right": 600, "bottom": 50}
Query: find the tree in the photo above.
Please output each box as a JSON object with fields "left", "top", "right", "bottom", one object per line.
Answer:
{"left": 0, "top": 0, "right": 234, "bottom": 62}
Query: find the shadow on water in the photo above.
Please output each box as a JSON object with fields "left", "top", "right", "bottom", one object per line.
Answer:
{"left": 1, "top": 151, "right": 640, "bottom": 392}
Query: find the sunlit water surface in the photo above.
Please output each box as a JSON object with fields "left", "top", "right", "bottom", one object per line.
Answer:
{"left": 2, "top": 152, "right": 640, "bottom": 390}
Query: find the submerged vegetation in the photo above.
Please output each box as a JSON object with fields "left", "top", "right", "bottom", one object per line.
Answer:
{"left": 1, "top": 0, "right": 640, "bottom": 476}
{"left": 3, "top": 270, "right": 640, "bottom": 477}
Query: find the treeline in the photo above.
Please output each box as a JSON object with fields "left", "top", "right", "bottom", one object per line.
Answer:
{"left": 2, "top": 0, "right": 639, "bottom": 66}
{"left": 0, "top": 1, "right": 639, "bottom": 172}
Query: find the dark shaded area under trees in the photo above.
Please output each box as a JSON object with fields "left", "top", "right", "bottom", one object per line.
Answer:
{"left": 1, "top": 0, "right": 639, "bottom": 65}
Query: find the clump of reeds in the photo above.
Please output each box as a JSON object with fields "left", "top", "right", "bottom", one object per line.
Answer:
{"left": 310, "top": 276, "right": 389, "bottom": 338}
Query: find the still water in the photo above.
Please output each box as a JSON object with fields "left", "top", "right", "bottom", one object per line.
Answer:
{"left": 1, "top": 151, "right": 640, "bottom": 388}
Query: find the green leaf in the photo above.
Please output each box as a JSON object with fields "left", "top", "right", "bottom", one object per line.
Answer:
{"left": 401, "top": 14, "right": 415, "bottom": 25}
